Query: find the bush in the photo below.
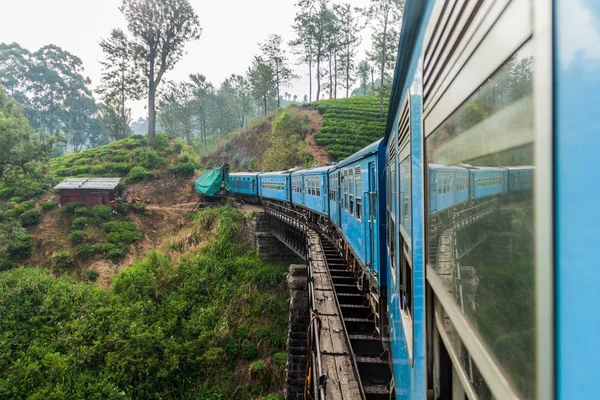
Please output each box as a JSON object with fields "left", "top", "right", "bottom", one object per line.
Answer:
{"left": 126, "top": 166, "right": 152, "bottom": 184}
{"left": 168, "top": 162, "right": 196, "bottom": 180}
{"left": 106, "top": 246, "right": 126, "bottom": 262}
{"left": 71, "top": 230, "right": 85, "bottom": 243}
{"left": 131, "top": 202, "right": 147, "bottom": 213}
{"left": 173, "top": 139, "right": 186, "bottom": 153}
{"left": 75, "top": 207, "right": 89, "bottom": 217}
{"left": 249, "top": 360, "right": 266, "bottom": 373}
{"left": 71, "top": 217, "right": 88, "bottom": 231}
{"left": 40, "top": 201, "right": 58, "bottom": 211}
{"left": 20, "top": 210, "right": 41, "bottom": 226}
{"left": 205, "top": 159, "right": 215, "bottom": 169}
{"left": 15, "top": 200, "right": 36, "bottom": 215}
{"left": 6, "top": 234, "right": 32, "bottom": 259}
{"left": 141, "top": 148, "right": 166, "bottom": 170}
{"left": 9, "top": 196, "right": 23, "bottom": 203}
{"left": 150, "top": 132, "right": 170, "bottom": 153}
{"left": 62, "top": 202, "right": 85, "bottom": 213}
{"left": 242, "top": 342, "right": 258, "bottom": 361}
{"left": 91, "top": 205, "right": 113, "bottom": 222}
{"left": 53, "top": 251, "right": 75, "bottom": 270}
{"left": 86, "top": 268, "right": 100, "bottom": 282}
{"left": 103, "top": 221, "right": 142, "bottom": 245}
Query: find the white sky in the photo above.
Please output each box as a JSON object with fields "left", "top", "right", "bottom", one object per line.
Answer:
{"left": 0, "top": 0, "right": 373, "bottom": 119}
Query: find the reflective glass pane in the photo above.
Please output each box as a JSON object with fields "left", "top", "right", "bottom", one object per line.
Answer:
{"left": 426, "top": 42, "right": 535, "bottom": 398}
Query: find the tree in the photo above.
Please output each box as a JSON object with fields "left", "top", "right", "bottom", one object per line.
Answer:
{"left": 0, "top": 87, "right": 54, "bottom": 183}
{"left": 247, "top": 56, "right": 276, "bottom": 116}
{"left": 97, "top": 28, "right": 144, "bottom": 141}
{"left": 335, "top": 3, "right": 362, "bottom": 97}
{"left": 357, "top": 60, "right": 371, "bottom": 96}
{"left": 158, "top": 81, "right": 195, "bottom": 144}
{"left": 259, "top": 34, "right": 296, "bottom": 108}
{"left": 188, "top": 73, "right": 214, "bottom": 146}
{"left": 364, "top": 0, "right": 404, "bottom": 116}
{"left": 224, "top": 74, "right": 252, "bottom": 129}
{"left": 0, "top": 43, "right": 31, "bottom": 100}
{"left": 120, "top": 0, "right": 202, "bottom": 143}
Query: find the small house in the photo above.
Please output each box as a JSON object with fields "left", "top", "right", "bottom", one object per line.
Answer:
{"left": 54, "top": 178, "right": 122, "bottom": 208}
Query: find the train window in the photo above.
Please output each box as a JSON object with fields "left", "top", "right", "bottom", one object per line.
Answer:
{"left": 316, "top": 177, "right": 320, "bottom": 197}
{"left": 349, "top": 168, "right": 354, "bottom": 216}
{"left": 344, "top": 169, "right": 348, "bottom": 211}
{"left": 355, "top": 167, "right": 361, "bottom": 220}
{"left": 426, "top": 41, "right": 535, "bottom": 398}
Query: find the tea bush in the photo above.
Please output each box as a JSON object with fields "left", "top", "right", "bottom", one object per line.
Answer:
{"left": 71, "top": 216, "right": 88, "bottom": 231}
{"left": 53, "top": 251, "right": 74, "bottom": 270}
{"left": 70, "top": 230, "right": 85, "bottom": 243}
{"left": 20, "top": 210, "right": 41, "bottom": 226}
{"left": 14, "top": 200, "right": 36, "bottom": 215}
{"left": 41, "top": 200, "right": 58, "bottom": 211}
{"left": 86, "top": 268, "right": 100, "bottom": 282}
{"left": 126, "top": 166, "right": 152, "bottom": 184}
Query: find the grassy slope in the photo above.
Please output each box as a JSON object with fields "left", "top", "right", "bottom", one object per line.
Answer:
{"left": 303, "top": 96, "right": 388, "bottom": 161}
{"left": 0, "top": 207, "right": 288, "bottom": 399}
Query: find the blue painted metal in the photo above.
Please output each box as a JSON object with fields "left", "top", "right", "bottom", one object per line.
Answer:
{"left": 555, "top": 0, "right": 600, "bottom": 398}
{"left": 383, "top": 0, "right": 433, "bottom": 398}
{"left": 428, "top": 164, "right": 470, "bottom": 215}
{"left": 291, "top": 166, "right": 331, "bottom": 216}
{"left": 506, "top": 166, "right": 534, "bottom": 191}
{"left": 258, "top": 172, "right": 291, "bottom": 202}
{"left": 469, "top": 167, "right": 509, "bottom": 199}
{"left": 229, "top": 172, "right": 259, "bottom": 196}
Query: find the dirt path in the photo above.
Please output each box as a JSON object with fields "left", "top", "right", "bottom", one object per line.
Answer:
{"left": 305, "top": 133, "right": 330, "bottom": 166}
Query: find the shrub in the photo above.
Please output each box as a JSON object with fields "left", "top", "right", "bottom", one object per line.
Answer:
{"left": 75, "top": 244, "right": 98, "bottom": 260}
{"left": 107, "top": 163, "right": 132, "bottom": 175}
{"left": 86, "top": 268, "right": 100, "bottom": 282}
{"left": 242, "top": 342, "right": 258, "bottom": 361}
{"left": 75, "top": 207, "right": 89, "bottom": 217}
{"left": 6, "top": 234, "right": 32, "bottom": 259}
{"left": 20, "top": 210, "right": 41, "bottom": 226}
{"left": 41, "top": 201, "right": 58, "bottom": 211}
{"left": 90, "top": 164, "right": 107, "bottom": 175}
{"left": 150, "top": 132, "right": 170, "bottom": 153}
{"left": 91, "top": 205, "right": 113, "bottom": 222}
{"left": 141, "top": 148, "right": 166, "bottom": 170}
{"left": 70, "top": 230, "right": 85, "bottom": 243}
{"left": 15, "top": 200, "right": 36, "bottom": 215}
{"left": 271, "top": 352, "right": 287, "bottom": 370}
{"left": 106, "top": 246, "right": 126, "bottom": 262}
{"left": 71, "top": 217, "right": 88, "bottom": 231}
{"left": 103, "top": 221, "right": 142, "bottom": 245}
{"left": 62, "top": 202, "right": 85, "bottom": 213}
{"left": 126, "top": 166, "right": 152, "bottom": 184}
{"left": 168, "top": 162, "right": 196, "bottom": 180}
{"left": 53, "top": 251, "right": 75, "bottom": 270}
{"left": 177, "top": 151, "right": 196, "bottom": 164}
{"left": 173, "top": 139, "right": 186, "bottom": 153}
{"left": 131, "top": 202, "right": 147, "bottom": 213}
{"left": 205, "top": 159, "right": 215, "bottom": 169}
{"left": 249, "top": 360, "right": 266, "bottom": 373}
{"left": 9, "top": 196, "right": 23, "bottom": 203}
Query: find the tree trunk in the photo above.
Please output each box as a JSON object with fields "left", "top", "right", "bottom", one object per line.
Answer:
{"left": 334, "top": 51, "right": 338, "bottom": 99}
{"left": 346, "top": 43, "right": 350, "bottom": 98}
{"left": 276, "top": 61, "right": 281, "bottom": 108}
{"left": 316, "top": 48, "right": 321, "bottom": 100}
{"left": 308, "top": 58, "right": 312, "bottom": 102}
{"left": 148, "top": 85, "right": 157, "bottom": 142}
{"left": 328, "top": 51, "right": 333, "bottom": 99}
{"left": 263, "top": 94, "right": 267, "bottom": 116}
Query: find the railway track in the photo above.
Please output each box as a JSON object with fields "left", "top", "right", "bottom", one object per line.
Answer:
{"left": 320, "top": 237, "right": 393, "bottom": 400}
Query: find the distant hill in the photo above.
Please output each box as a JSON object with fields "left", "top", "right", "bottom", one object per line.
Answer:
{"left": 303, "top": 96, "right": 388, "bottom": 161}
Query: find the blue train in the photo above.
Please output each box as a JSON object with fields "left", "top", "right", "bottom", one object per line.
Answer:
{"left": 229, "top": 0, "right": 599, "bottom": 398}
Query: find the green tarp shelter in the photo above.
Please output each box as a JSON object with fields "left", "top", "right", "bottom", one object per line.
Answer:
{"left": 194, "top": 165, "right": 231, "bottom": 196}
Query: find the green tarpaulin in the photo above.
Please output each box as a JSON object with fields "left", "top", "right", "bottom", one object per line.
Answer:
{"left": 194, "top": 165, "right": 230, "bottom": 196}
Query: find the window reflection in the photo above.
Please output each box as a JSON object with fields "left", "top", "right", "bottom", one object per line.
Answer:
{"left": 426, "top": 42, "right": 535, "bottom": 398}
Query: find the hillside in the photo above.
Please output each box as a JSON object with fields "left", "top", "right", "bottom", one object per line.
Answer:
{"left": 201, "top": 97, "right": 388, "bottom": 171}
{"left": 0, "top": 137, "right": 290, "bottom": 398}
{"left": 304, "top": 96, "right": 388, "bottom": 161}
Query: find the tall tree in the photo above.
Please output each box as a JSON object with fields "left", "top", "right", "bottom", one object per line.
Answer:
{"left": 225, "top": 74, "right": 252, "bottom": 129}
{"left": 189, "top": 73, "right": 214, "bottom": 146}
{"left": 290, "top": 8, "right": 315, "bottom": 102}
{"left": 120, "top": 0, "right": 201, "bottom": 143}
{"left": 247, "top": 56, "right": 276, "bottom": 116}
{"left": 159, "top": 81, "right": 195, "bottom": 144}
{"left": 0, "top": 87, "right": 54, "bottom": 183}
{"left": 335, "top": 4, "right": 362, "bottom": 98}
{"left": 259, "top": 34, "right": 296, "bottom": 108}
{"left": 365, "top": 0, "right": 404, "bottom": 117}
{"left": 357, "top": 60, "right": 371, "bottom": 96}
{"left": 97, "top": 28, "right": 144, "bottom": 141}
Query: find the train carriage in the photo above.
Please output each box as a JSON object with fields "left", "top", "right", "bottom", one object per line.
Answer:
{"left": 428, "top": 164, "right": 469, "bottom": 215}
{"left": 290, "top": 166, "right": 331, "bottom": 216}
{"left": 229, "top": 172, "right": 259, "bottom": 197}
{"left": 257, "top": 172, "right": 290, "bottom": 203}
{"left": 468, "top": 166, "right": 509, "bottom": 200}
{"left": 329, "top": 139, "right": 386, "bottom": 286}
{"left": 507, "top": 166, "right": 534, "bottom": 191}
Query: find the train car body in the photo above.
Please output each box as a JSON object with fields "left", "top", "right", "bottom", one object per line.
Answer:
{"left": 330, "top": 139, "right": 387, "bottom": 286}
{"left": 507, "top": 166, "right": 534, "bottom": 191}
{"left": 469, "top": 166, "right": 509, "bottom": 199}
{"left": 428, "top": 164, "right": 469, "bottom": 215}
{"left": 290, "top": 166, "right": 331, "bottom": 216}
{"left": 257, "top": 172, "right": 290, "bottom": 202}
{"left": 229, "top": 172, "right": 259, "bottom": 197}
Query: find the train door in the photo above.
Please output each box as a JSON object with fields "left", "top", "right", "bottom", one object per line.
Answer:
{"left": 368, "top": 162, "right": 377, "bottom": 275}
{"left": 321, "top": 174, "right": 327, "bottom": 213}
{"left": 337, "top": 171, "right": 343, "bottom": 228}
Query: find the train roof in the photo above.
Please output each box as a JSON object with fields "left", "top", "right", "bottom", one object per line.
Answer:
{"left": 504, "top": 166, "right": 534, "bottom": 171}
{"left": 291, "top": 166, "right": 332, "bottom": 176}
{"left": 258, "top": 171, "right": 290, "bottom": 178}
{"left": 428, "top": 164, "right": 469, "bottom": 171}
{"left": 332, "top": 139, "right": 383, "bottom": 170}
{"left": 229, "top": 172, "right": 259, "bottom": 177}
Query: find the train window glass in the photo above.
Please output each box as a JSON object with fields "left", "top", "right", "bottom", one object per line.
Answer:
{"left": 426, "top": 42, "right": 535, "bottom": 398}
{"left": 344, "top": 170, "right": 349, "bottom": 210}
{"left": 355, "top": 167, "right": 361, "bottom": 220}
{"left": 349, "top": 168, "right": 354, "bottom": 216}
{"left": 316, "top": 177, "right": 321, "bottom": 197}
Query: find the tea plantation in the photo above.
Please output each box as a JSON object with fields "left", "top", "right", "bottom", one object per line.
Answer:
{"left": 304, "top": 96, "right": 388, "bottom": 161}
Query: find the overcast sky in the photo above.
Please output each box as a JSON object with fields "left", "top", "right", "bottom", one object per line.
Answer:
{"left": 0, "top": 0, "right": 373, "bottom": 119}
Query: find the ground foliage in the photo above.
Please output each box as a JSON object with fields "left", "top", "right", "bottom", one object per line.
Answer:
{"left": 304, "top": 96, "right": 388, "bottom": 160}
{"left": 0, "top": 207, "right": 288, "bottom": 399}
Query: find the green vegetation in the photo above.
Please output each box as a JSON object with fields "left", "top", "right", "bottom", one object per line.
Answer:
{"left": 19, "top": 209, "right": 41, "bottom": 226}
{"left": 0, "top": 207, "right": 288, "bottom": 398}
{"left": 40, "top": 200, "right": 58, "bottom": 211}
{"left": 127, "top": 166, "right": 153, "bottom": 183}
{"left": 305, "top": 96, "right": 388, "bottom": 160}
